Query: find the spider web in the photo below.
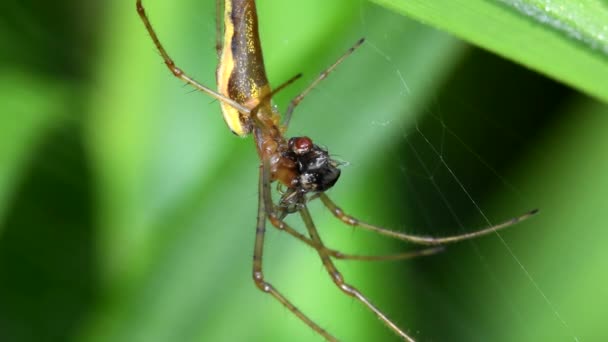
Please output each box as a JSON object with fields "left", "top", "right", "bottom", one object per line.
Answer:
{"left": 269, "top": 1, "right": 580, "bottom": 341}
{"left": 283, "top": 2, "right": 580, "bottom": 341}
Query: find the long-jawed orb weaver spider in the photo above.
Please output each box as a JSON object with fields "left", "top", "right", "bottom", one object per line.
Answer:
{"left": 136, "top": 0, "right": 538, "bottom": 340}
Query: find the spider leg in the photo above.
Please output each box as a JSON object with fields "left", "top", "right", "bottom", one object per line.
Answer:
{"left": 267, "top": 213, "right": 444, "bottom": 261}
{"left": 298, "top": 205, "right": 417, "bottom": 342}
{"left": 250, "top": 73, "right": 303, "bottom": 117}
{"left": 255, "top": 162, "right": 338, "bottom": 342}
{"left": 281, "top": 38, "right": 365, "bottom": 130}
{"left": 136, "top": 0, "right": 251, "bottom": 114}
{"left": 319, "top": 193, "right": 539, "bottom": 245}
{"left": 261, "top": 166, "right": 442, "bottom": 262}
{"left": 330, "top": 246, "right": 444, "bottom": 261}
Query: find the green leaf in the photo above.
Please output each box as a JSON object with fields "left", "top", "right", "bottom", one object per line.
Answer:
{"left": 371, "top": 0, "right": 608, "bottom": 103}
{"left": 0, "top": 70, "right": 69, "bottom": 230}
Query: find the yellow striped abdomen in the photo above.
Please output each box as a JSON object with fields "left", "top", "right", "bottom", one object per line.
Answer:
{"left": 217, "top": 0, "right": 271, "bottom": 136}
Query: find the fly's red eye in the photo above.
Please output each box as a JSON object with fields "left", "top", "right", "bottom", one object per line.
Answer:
{"left": 292, "top": 137, "right": 313, "bottom": 154}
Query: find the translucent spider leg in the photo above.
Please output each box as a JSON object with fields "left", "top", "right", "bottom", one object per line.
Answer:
{"left": 255, "top": 160, "right": 338, "bottom": 342}
{"left": 298, "top": 205, "right": 417, "bottom": 342}
{"left": 259, "top": 168, "right": 419, "bottom": 340}
{"left": 250, "top": 73, "right": 303, "bottom": 116}
{"left": 319, "top": 193, "right": 539, "bottom": 245}
{"left": 282, "top": 38, "right": 366, "bottom": 129}
{"left": 136, "top": 0, "right": 250, "bottom": 114}
{"left": 266, "top": 210, "right": 444, "bottom": 261}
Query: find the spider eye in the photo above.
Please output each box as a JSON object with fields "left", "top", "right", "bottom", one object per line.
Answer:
{"left": 289, "top": 136, "right": 313, "bottom": 155}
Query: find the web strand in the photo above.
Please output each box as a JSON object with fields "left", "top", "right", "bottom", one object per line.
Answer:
{"left": 412, "top": 121, "right": 579, "bottom": 342}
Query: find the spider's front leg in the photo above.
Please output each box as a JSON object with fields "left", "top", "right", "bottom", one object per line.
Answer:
{"left": 136, "top": 0, "right": 250, "bottom": 114}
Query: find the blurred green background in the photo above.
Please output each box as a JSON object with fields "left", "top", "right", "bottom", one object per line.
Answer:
{"left": 1, "top": 0, "right": 606, "bottom": 341}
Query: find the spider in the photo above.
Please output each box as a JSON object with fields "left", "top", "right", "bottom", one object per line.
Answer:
{"left": 136, "top": 0, "right": 538, "bottom": 340}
